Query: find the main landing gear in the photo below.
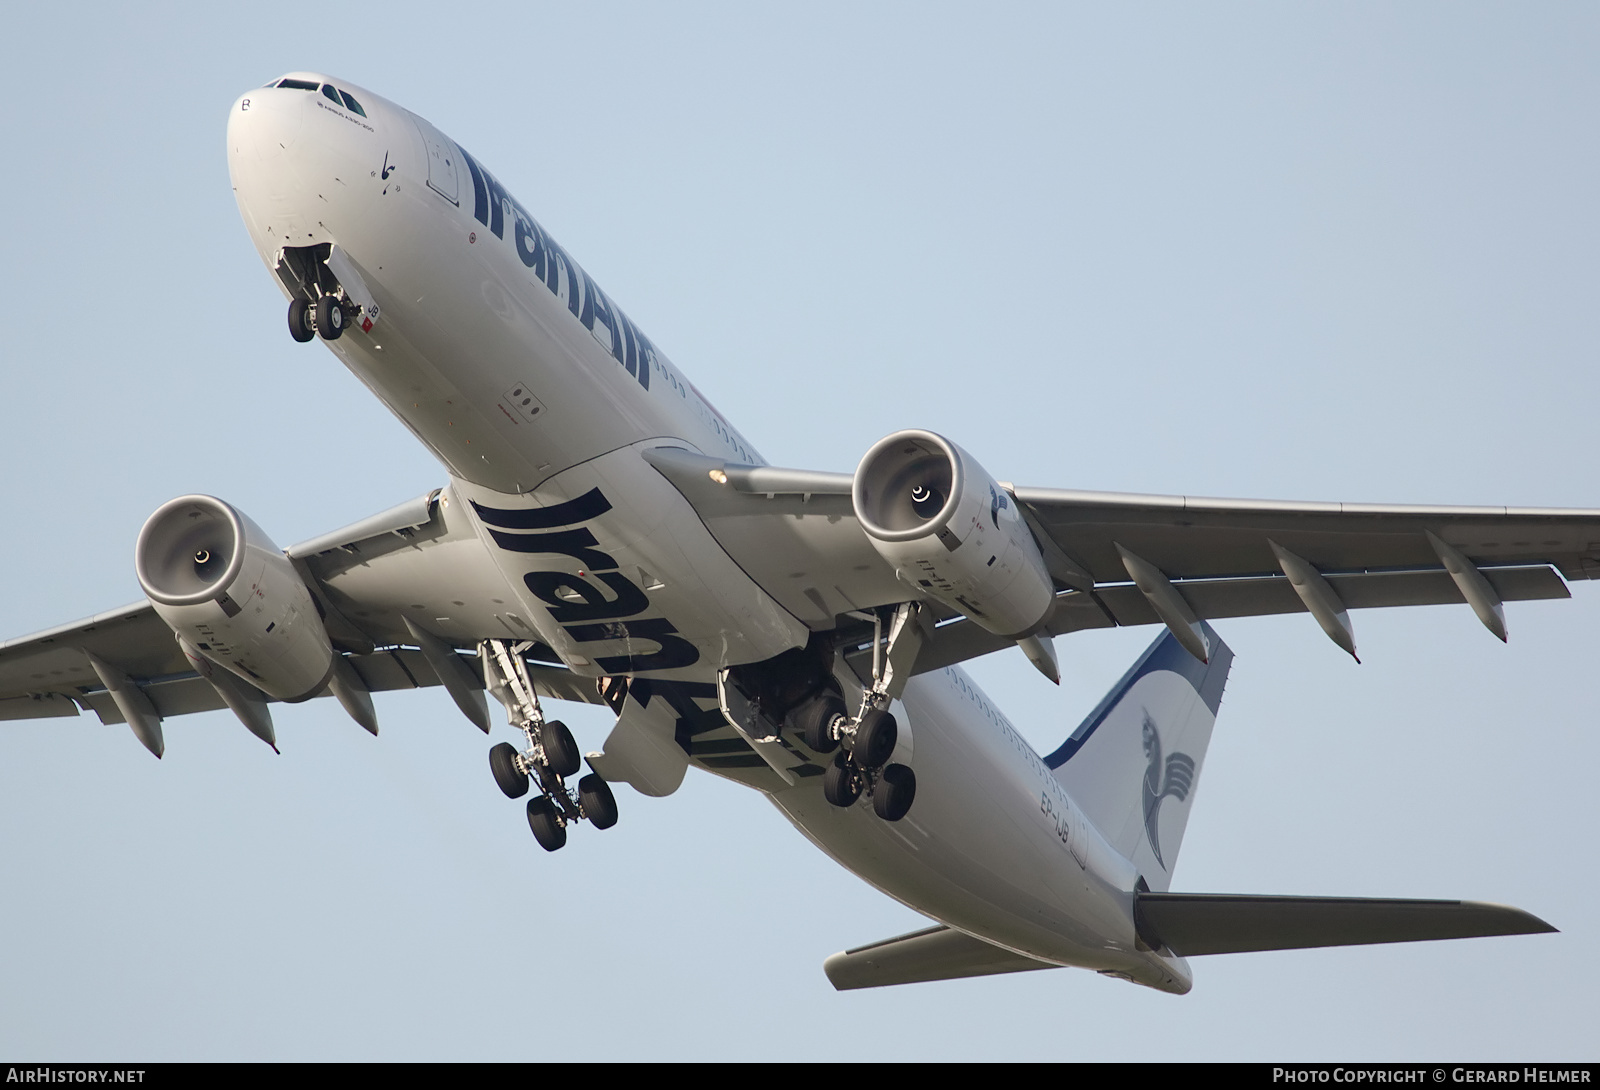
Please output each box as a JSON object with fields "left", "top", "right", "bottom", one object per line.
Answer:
{"left": 480, "top": 638, "right": 619, "bottom": 852}
{"left": 799, "top": 691, "right": 916, "bottom": 822}
{"left": 740, "top": 611, "right": 922, "bottom": 822}
{"left": 819, "top": 603, "right": 920, "bottom": 820}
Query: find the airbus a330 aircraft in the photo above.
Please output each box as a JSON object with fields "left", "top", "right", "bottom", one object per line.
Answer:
{"left": 2, "top": 72, "right": 1587, "bottom": 993}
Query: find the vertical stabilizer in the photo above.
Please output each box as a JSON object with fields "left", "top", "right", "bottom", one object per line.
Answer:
{"left": 1043, "top": 624, "right": 1232, "bottom": 890}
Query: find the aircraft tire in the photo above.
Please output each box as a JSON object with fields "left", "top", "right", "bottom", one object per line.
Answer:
{"left": 579, "top": 773, "right": 619, "bottom": 830}
{"left": 540, "top": 719, "right": 581, "bottom": 778}
{"left": 823, "top": 751, "right": 860, "bottom": 808}
{"left": 852, "top": 711, "right": 897, "bottom": 771}
{"left": 315, "top": 295, "right": 346, "bottom": 340}
{"left": 489, "top": 741, "right": 528, "bottom": 799}
{"left": 287, "top": 298, "right": 316, "bottom": 343}
{"left": 791, "top": 692, "right": 845, "bottom": 754}
{"left": 526, "top": 796, "right": 566, "bottom": 851}
{"left": 873, "top": 763, "right": 917, "bottom": 822}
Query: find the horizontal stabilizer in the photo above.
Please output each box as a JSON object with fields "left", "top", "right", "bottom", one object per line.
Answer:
{"left": 823, "top": 925, "right": 1054, "bottom": 991}
{"left": 1135, "top": 892, "right": 1555, "bottom": 956}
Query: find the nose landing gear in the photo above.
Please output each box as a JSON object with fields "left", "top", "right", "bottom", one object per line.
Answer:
{"left": 277, "top": 243, "right": 378, "bottom": 345}
{"left": 287, "top": 298, "right": 315, "bottom": 342}
{"left": 285, "top": 294, "right": 348, "bottom": 342}
{"left": 314, "top": 295, "right": 346, "bottom": 340}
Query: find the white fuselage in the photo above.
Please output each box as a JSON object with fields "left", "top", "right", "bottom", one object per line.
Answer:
{"left": 226, "top": 74, "right": 1189, "bottom": 993}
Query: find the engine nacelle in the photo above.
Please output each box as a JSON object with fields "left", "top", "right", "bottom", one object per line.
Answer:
{"left": 853, "top": 430, "right": 1055, "bottom": 638}
{"left": 135, "top": 495, "right": 334, "bottom": 703}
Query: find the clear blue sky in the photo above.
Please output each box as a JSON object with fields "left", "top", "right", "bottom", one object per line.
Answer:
{"left": 1, "top": 2, "right": 1596, "bottom": 1060}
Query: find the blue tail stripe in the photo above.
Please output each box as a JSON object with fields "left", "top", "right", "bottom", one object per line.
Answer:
{"left": 1042, "top": 623, "right": 1232, "bottom": 769}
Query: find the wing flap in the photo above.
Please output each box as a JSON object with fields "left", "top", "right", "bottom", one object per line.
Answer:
{"left": 3, "top": 638, "right": 601, "bottom": 728}
{"left": 1094, "top": 564, "right": 1567, "bottom": 627}
{"left": 876, "top": 564, "right": 1567, "bottom": 679}
{"left": 81, "top": 674, "right": 230, "bottom": 724}
{"left": 1135, "top": 892, "right": 1556, "bottom": 956}
{"left": 0, "top": 693, "right": 81, "bottom": 721}
{"left": 823, "top": 925, "right": 1054, "bottom": 990}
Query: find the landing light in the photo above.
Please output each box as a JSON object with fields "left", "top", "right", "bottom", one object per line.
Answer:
{"left": 708, "top": 468, "right": 728, "bottom": 485}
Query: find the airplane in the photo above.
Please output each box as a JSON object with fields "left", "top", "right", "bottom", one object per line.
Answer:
{"left": 0, "top": 71, "right": 1587, "bottom": 995}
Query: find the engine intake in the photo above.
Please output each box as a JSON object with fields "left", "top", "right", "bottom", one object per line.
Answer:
{"left": 853, "top": 430, "right": 1055, "bottom": 637}
{"left": 136, "top": 495, "right": 334, "bottom": 703}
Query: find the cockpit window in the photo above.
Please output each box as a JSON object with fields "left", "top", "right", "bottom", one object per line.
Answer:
{"left": 338, "top": 91, "right": 367, "bottom": 117}
{"left": 321, "top": 83, "right": 341, "bottom": 105}
{"left": 276, "top": 78, "right": 319, "bottom": 91}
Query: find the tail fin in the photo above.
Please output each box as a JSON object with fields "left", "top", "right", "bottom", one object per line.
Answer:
{"left": 1043, "top": 624, "right": 1232, "bottom": 890}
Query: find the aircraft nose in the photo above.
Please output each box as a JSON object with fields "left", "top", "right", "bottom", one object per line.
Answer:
{"left": 228, "top": 84, "right": 305, "bottom": 162}
{"left": 227, "top": 82, "right": 325, "bottom": 253}
{"left": 227, "top": 75, "right": 398, "bottom": 268}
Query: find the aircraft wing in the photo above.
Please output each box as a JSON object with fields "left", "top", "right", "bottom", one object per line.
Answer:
{"left": 1013, "top": 484, "right": 1599, "bottom": 595}
{"left": 0, "top": 489, "right": 602, "bottom": 737}
{"left": 644, "top": 446, "right": 1597, "bottom": 669}
{"left": 0, "top": 601, "right": 597, "bottom": 729}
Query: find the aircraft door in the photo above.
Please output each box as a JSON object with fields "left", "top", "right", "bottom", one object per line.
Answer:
{"left": 410, "top": 114, "right": 460, "bottom": 205}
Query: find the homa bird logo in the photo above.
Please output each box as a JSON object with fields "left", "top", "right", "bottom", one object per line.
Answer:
{"left": 1141, "top": 711, "right": 1195, "bottom": 870}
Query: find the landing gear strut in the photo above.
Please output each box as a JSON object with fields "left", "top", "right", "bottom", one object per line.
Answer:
{"left": 709, "top": 608, "right": 924, "bottom": 822}
{"left": 783, "top": 604, "right": 922, "bottom": 821}
{"left": 480, "top": 638, "right": 618, "bottom": 851}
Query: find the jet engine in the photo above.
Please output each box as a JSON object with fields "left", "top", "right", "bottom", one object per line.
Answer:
{"left": 135, "top": 495, "right": 334, "bottom": 703}
{"left": 852, "top": 430, "right": 1056, "bottom": 637}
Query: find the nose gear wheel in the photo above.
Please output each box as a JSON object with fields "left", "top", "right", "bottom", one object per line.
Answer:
{"left": 315, "top": 295, "right": 346, "bottom": 340}
{"left": 287, "top": 298, "right": 316, "bottom": 342}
